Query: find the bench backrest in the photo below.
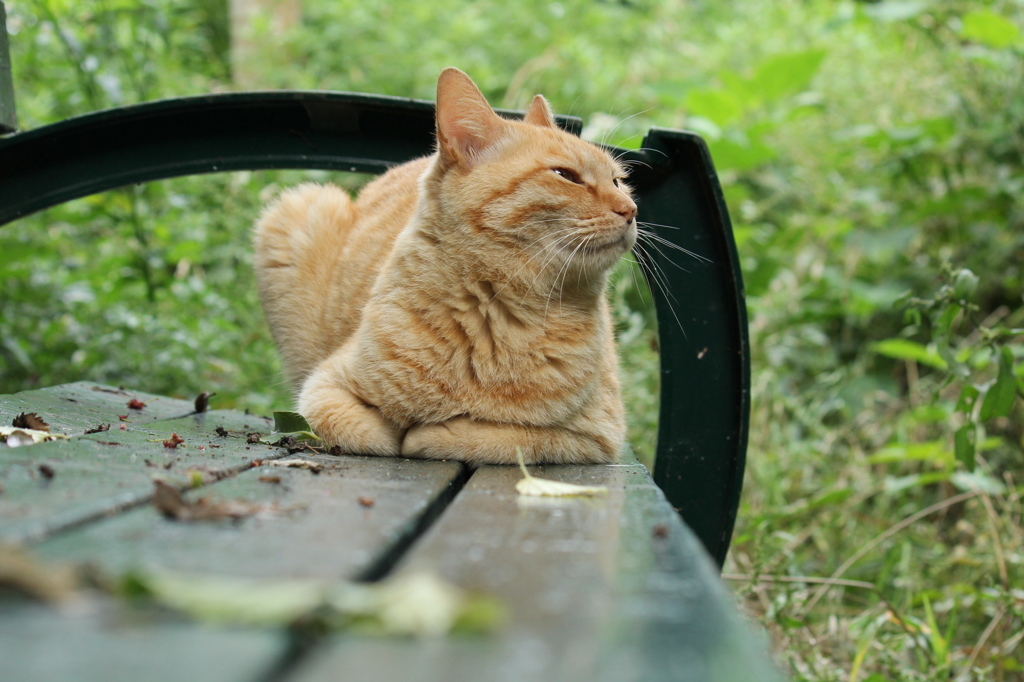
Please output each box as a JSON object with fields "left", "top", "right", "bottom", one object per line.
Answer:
{"left": 0, "top": 93, "right": 748, "bottom": 568}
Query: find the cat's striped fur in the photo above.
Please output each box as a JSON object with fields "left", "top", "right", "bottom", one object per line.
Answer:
{"left": 254, "top": 68, "right": 636, "bottom": 464}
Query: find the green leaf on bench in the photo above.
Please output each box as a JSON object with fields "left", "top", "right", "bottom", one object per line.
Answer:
{"left": 272, "top": 411, "right": 322, "bottom": 442}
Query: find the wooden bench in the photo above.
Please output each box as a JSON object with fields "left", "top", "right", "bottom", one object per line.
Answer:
{"left": 1, "top": 381, "right": 776, "bottom": 681}
{"left": 0, "top": 91, "right": 749, "bottom": 567}
{"left": 0, "top": 9, "right": 772, "bottom": 675}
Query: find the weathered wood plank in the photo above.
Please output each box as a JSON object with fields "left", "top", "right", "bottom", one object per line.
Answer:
{"left": 2, "top": 384, "right": 467, "bottom": 682}
{"left": 290, "top": 454, "right": 783, "bottom": 682}
{"left": 0, "top": 382, "right": 195, "bottom": 435}
{"left": 1, "top": 408, "right": 278, "bottom": 543}
{"left": 33, "top": 453, "right": 467, "bottom": 580}
{"left": 0, "top": 602, "right": 291, "bottom": 682}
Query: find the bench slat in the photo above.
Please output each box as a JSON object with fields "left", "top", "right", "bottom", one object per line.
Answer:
{"left": 32, "top": 454, "right": 466, "bottom": 581}
{"left": 1, "top": 403, "right": 278, "bottom": 543}
{"left": 1, "top": 384, "right": 468, "bottom": 682}
{"left": 290, "top": 455, "right": 782, "bottom": 682}
{"left": 0, "top": 382, "right": 197, "bottom": 434}
{"left": 2, "top": 385, "right": 776, "bottom": 682}
{"left": 0, "top": 605, "right": 291, "bottom": 682}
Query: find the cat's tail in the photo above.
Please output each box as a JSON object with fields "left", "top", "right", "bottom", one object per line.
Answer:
{"left": 253, "top": 183, "right": 356, "bottom": 391}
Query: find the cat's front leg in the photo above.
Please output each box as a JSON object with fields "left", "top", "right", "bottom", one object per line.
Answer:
{"left": 299, "top": 359, "right": 403, "bottom": 456}
{"left": 401, "top": 418, "right": 621, "bottom": 465}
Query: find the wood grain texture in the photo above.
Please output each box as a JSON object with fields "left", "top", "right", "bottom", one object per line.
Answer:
{"left": 291, "top": 452, "right": 782, "bottom": 682}
{"left": 1, "top": 406, "right": 279, "bottom": 543}
{"left": 1, "top": 385, "right": 467, "bottom": 682}
{"left": 0, "top": 602, "right": 290, "bottom": 682}
{"left": 2, "top": 385, "right": 773, "bottom": 682}
{"left": 0, "top": 382, "right": 195, "bottom": 435}
{"left": 33, "top": 454, "right": 466, "bottom": 580}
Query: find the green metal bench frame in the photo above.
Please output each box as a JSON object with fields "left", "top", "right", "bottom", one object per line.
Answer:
{"left": 0, "top": 91, "right": 749, "bottom": 568}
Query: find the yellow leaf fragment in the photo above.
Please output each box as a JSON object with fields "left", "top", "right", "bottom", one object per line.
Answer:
{"left": 344, "top": 572, "right": 468, "bottom": 637}
{"left": 514, "top": 447, "right": 608, "bottom": 497}
{"left": 0, "top": 544, "right": 80, "bottom": 603}
{"left": 0, "top": 427, "right": 70, "bottom": 447}
{"left": 263, "top": 457, "right": 323, "bottom": 472}
{"left": 126, "top": 570, "right": 503, "bottom": 635}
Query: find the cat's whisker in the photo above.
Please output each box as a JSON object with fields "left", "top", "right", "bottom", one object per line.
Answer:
{"left": 565, "top": 93, "right": 584, "bottom": 120}
{"left": 618, "top": 157, "right": 653, "bottom": 172}
{"left": 633, "top": 243, "right": 687, "bottom": 338}
{"left": 518, "top": 231, "right": 582, "bottom": 306}
{"left": 492, "top": 223, "right": 580, "bottom": 299}
{"left": 634, "top": 242, "right": 680, "bottom": 308}
{"left": 622, "top": 256, "right": 644, "bottom": 300}
{"left": 570, "top": 233, "right": 601, "bottom": 293}
{"left": 598, "top": 105, "right": 643, "bottom": 148}
{"left": 637, "top": 222, "right": 679, "bottom": 232}
{"left": 545, "top": 234, "right": 590, "bottom": 315}
{"left": 635, "top": 229, "right": 699, "bottom": 273}
{"left": 636, "top": 220, "right": 682, "bottom": 230}
{"left": 544, "top": 235, "right": 590, "bottom": 321}
{"left": 635, "top": 235, "right": 705, "bottom": 269}
{"left": 629, "top": 146, "right": 670, "bottom": 159}
{"left": 636, "top": 235, "right": 691, "bottom": 273}
{"left": 598, "top": 107, "right": 653, "bottom": 151}
{"left": 636, "top": 225, "right": 712, "bottom": 263}
{"left": 596, "top": 102, "right": 630, "bottom": 148}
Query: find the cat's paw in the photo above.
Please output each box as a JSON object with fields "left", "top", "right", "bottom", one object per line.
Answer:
{"left": 300, "top": 387, "right": 403, "bottom": 456}
{"left": 400, "top": 421, "right": 464, "bottom": 460}
{"left": 307, "top": 406, "right": 403, "bottom": 456}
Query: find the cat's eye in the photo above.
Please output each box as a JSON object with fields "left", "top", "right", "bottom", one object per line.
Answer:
{"left": 552, "top": 167, "right": 583, "bottom": 185}
{"left": 613, "top": 177, "right": 623, "bottom": 188}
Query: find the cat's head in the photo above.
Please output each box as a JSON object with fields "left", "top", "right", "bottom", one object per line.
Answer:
{"left": 425, "top": 68, "right": 637, "bottom": 286}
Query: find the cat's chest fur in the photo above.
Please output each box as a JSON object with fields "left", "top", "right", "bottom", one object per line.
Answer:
{"left": 348, "top": 237, "right": 610, "bottom": 428}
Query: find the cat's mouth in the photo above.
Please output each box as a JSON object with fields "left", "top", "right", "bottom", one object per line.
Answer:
{"left": 577, "top": 225, "right": 636, "bottom": 255}
{"left": 580, "top": 235, "right": 629, "bottom": 253}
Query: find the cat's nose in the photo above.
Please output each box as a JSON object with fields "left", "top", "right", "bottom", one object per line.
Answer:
{"left": 614, "top": 200, "right": 637, "bottom": 223}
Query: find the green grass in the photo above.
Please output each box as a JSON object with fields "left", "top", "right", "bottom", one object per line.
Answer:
{"left": 3, "top": 1, "right": 1023, "bottom": 679}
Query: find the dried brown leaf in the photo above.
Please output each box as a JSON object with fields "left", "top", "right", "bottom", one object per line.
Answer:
{"left": 152, "top": 480, "right": 273, "bottom": 522}
{"left": 12, "top": 413, "right": 49, "bottom": 432}
{"left": 194, "top": 391, "right": 215, "bottom": 413}
{"left": 163, "top": 433, "right": 184, "bottom": 449}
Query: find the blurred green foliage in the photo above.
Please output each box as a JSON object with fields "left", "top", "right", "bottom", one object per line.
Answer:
{"left": 2, "top": 0, "right": 1023, "bottom": 678}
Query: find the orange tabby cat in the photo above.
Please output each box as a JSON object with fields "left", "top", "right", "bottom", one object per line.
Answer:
{"left": 254, "top": 68, "right": 636, "bottom": 465}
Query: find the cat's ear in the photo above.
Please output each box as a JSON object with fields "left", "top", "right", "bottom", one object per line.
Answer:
{"left": 435, "top": 68, "right": 505, "bottom": 167}
{"left": 524, "top": 94, "right": 556, "bottom": 129}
